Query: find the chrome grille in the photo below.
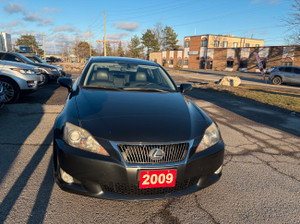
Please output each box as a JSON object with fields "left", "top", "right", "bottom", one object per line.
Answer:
{"left": 117, "top": 143, "right": 189, "bottom": 164}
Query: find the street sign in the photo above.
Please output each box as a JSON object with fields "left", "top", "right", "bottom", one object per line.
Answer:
{"left": 188, "top": 51, "right": 199, "bottom": 55}
{"left": 19, "top": 46, "right": 31, "bottom": 53}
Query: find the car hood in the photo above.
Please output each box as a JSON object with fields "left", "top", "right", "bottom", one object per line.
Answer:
{"left": 0, "top": 60, "right": 37, "bottom": 70}
{"left": 75, "top": 88, "right": 208, "bottom": 142}
{"left": 32, "top": 62, "right": 57, "bottom": 69}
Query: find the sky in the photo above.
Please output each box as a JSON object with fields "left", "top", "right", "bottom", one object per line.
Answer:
{"left": 0, "top": 0, "right": 295, "bottom": 53}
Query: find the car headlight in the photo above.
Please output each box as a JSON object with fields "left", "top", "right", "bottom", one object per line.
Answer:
{"left": 10, "top": 68, "right": 35, "bottom": 75}
{"left": 57, "top": 66, "right": 63, "bottom": 71}
{"left": 196, "top": 122, "right": 220, "bottom": 152}
{"left": 63, "top": 122, "right": 109, "bottom": 156}
{"left": 48, "top": 68, "right": 58, "bottom": 72}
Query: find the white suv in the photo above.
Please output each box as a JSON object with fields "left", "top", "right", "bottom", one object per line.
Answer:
{"left": 0, "top": 60, "right": 41, "bottom": 103}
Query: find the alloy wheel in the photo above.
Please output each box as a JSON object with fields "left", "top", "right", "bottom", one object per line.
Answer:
{"left": 0, "top": 81, "right": 15, "bottom": 103}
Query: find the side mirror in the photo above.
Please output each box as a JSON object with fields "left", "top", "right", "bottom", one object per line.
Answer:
{"left": 180, "top": 83, "right": 192, "bottom": 93}
{"left": 58, "top": 77, "right": 73, "bottom": 92}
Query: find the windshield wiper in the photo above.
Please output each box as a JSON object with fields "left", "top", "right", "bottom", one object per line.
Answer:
{"left": 122, "top": 87, "right": 169, "bottom": 92}
{"left": 82, "top": 85, "right": 122, "bottom": 91}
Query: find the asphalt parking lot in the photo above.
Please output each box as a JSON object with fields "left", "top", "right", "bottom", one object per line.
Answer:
{"left": 0, "top": 73, "right": 299, "bottom": 223}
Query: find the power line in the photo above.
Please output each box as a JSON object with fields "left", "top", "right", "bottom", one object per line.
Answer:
{"left": 107, "top": 0, "right": 196, "bottom": 20}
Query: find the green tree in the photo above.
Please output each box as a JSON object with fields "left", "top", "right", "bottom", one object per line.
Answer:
{"left": 128, "top": 35, "right": 144, "bottom": 58}
{"left": 106, "top": 42, "right": 112, "bottom": 56}
{"left": 15, "top": 34, "right": 43, "bottom": 56}
{"left": 141, "top": 29, "right": 160, "bottom": 57}
{"left": 73, "top": 41, "right": 90, "bottom": 61}
{"left": 163, "top": 26, "right": 179, "bottom": 50}
{"left": 117, "top": 42, "right": 125, "bottom": 57}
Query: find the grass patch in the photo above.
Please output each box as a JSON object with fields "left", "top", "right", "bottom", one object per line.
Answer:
{"left": 196, "top": 83, "right": 300, "bottom": 112}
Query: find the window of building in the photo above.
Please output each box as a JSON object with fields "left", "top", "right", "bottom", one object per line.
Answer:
{"left": 223, "top": 41, "right": 228, "bottom": 48}
{"left": 214, "top": 41, "right": 219, "bottom": 47}
{"left": 233, "top": 42, "right": 238, "bottom": 48}
{"left": 178, "top": 60, "right": 182, "bottom": 65}
{"left": 255, "top": 44, "right": 259, "bottom": 47}
{"left": 169, "top": 60, "right": 173, "bottom": 65}
{"left": 184, "top": 60, "right": 189, "bottom": 65}
{"left": 245, "top": 43, "right": 250, "bottom": 47}
{"left": 239, "top": 60, "right": 248, "bottom": 68}
{"left": 282, "top": 62, "right": 293, "bottom": 66}
{"left": 202, "top": 40, "right": 207, "bottom": 47}
{"left": 207, "top": 61, "right": 213, "bottom": 69}
{"left": 185, "top": 41, "right": 190, "bottom": 48}
{"left": 227, "top": 61, "right": 234, "bottom": 68}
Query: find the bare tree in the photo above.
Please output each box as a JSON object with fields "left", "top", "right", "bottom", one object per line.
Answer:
{"left": 285, "top": 0, "right": 300, "bottom": 45}
{"left": 152, "top": 22, "right": 164, "bottom": 50}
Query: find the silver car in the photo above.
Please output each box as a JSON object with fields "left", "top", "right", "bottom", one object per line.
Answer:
{"left": 0, "top": 60, "right": 41, "bottom": 103}
{"left": 269, "top": 66, "right": 300, "bottom": 85}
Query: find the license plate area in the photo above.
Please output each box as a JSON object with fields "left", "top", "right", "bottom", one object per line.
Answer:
{"left": 139, "top": 170, "right": 177, "bottom": 189}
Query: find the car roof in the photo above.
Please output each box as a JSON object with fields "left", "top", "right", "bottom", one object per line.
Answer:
{"left": 90, "top": 56, "right": 158, "bottom": 66}
{"left": 277, "top": 66, "right": 300, "bottom": 69}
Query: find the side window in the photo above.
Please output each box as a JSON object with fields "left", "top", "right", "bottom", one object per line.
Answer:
{"left": 279, "top": 67, "right": 284, "bottom": 71}
{"left": 294, "top": 68, "right": 300, "bottom": 74}
{"left": 0, "top": 53, "right": 5, "bottom": 59}
{"left": 285, "top": 67, "right": 292, "bottom": 73}
{"left": 4, "top": 54, "right": 20, "bottom": 62}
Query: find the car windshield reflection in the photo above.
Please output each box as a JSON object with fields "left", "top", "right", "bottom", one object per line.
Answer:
{"left": 82, "top": 62, "right": 176, "bottom": 92}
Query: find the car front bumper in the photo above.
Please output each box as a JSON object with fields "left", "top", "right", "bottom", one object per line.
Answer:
{"left": 16, "top": 75, "right": 40, "bottom": 91}
{"left": 49, "top": 71, "right": 61, "bottom": 79}
{"left": 53, "top": 138, "right": 224, "bottom": 200}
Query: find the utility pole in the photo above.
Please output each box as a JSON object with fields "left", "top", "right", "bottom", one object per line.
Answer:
{"left": 96, "top": 12, "right": 120, "bottom": 55}
{"left": 103, "top": 11, "right": 106, "bottom": 56}
{"left": 43, "top": 32, "right": 46, "bottom": 59}
{"left": 89, "top": 25, "right": 92, "bottom": 57}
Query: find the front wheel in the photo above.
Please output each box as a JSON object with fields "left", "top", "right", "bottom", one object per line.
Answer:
{"left": 272, "top": 76, "right": 282, "bottom": 85}
{"left": 39, "top": 73, "right": 49, "bottom": 86}
{"left": 0, "top": 77, "right": 20, "bottom": 103}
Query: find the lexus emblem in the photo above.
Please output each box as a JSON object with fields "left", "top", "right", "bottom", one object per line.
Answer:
{"left": 149, "top": 148, "right": 165, "bottom": 160}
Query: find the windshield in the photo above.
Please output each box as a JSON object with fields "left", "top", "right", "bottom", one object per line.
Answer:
{"left": 82, "top": 62, "right": 176, "bottom": 92}
{"left": 17, "top": 53, "right": 37, "bottom": 63}
{"left": 27, "top": 56, "right": 47, "bottom": 64}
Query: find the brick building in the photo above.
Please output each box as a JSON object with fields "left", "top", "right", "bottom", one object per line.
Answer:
{"left": 150, "top": 46, "right": 300, "bottom": 72}
{"left": 184, "top": 34, "right": 264, "bottom": 49}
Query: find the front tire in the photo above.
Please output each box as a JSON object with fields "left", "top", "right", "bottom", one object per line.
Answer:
{"left": 0, "top": 77, "right": 20, "bottom": 103}
{"left": 272, "top": 76, "right": 282, "bottom": 85}
{"left": 40, "top": 73, "right": 49, "bottom": 85}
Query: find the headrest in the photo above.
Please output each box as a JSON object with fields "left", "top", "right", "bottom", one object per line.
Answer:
{"left": 135, "top": 72, "right": 147, "bottom": 81}
{"left": 96, "top": 69, "right": 108, "bottom": 81}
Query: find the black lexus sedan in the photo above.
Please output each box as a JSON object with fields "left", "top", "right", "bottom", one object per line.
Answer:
{"left": 53, "top": 57, "right": 224, "bottom": 200}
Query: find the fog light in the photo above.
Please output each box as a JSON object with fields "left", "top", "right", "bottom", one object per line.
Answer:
{"left": 214, "top": 165, "right": 223, "bottom": 175}
{"left": 27, "top": 81, "right": 36, "bottom": 87}
{"left": 60, "top": 168, "right": 74, "bottom": 184}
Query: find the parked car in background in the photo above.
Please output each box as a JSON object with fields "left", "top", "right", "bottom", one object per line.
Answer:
{"left": 24, "top": 54, "right": 66, "bottom": 77}
{"left": 0, "top": 51, "right": 61, "bottom": 85}
{"left": 269, "top": 66, "right": 300, "bottom": 85}
{"left": 53, "top": 57, "right": 224, "bottom": 200}
{"left": 0, "top": 60, "right": 41, "bottom": 103}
